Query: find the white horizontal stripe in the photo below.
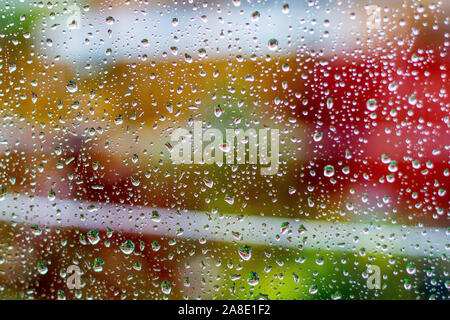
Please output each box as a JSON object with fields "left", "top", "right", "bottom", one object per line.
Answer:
{"left": 0, "top": 194, "right": 447, "bottom": 257}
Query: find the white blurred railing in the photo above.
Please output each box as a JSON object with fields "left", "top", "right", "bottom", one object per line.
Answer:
{"left": 1, "top": 194, "right": 447, "bottom": 258}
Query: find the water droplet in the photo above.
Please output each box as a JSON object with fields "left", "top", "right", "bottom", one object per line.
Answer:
{"left": 120, "top": 240, "right": 135, "bottom": 255}
{"left": 93, "top": 257, "right": 104, "bottom": 272}
{"left": 313, "top": 132, "right": 323, "bottom": 142}
{"left": 87, "top": 230, "right": 100, "bottom": 245}
{"left": 406, "top": 262, "right": 416, "bottom": 275}
{"left": 87, "top": 204, "right": 99, "bottom": 212}
{"left": 408, "top": 94, "right": 417, "bottom": 105}
{"left": 232, "top": 0, "right": 241, "bottom": 7}
{"left": 151, "top": 210, "right": 161, "bottom": 222}
{"left": 238, "top": 245, "right": 252, "bottom": 261}
{"left": 247, "top": 272, "right": 259, "bottom": 286}
{"left": 388, "top": 81, "right": 399, "bottom": 92}
{"left": 161, "top": 280, "right": 171, "bottom": 294}
{"left": 66, "top": 80, "right": 78, "bottom": 93}
{"left": 31, "top": 224, "right": 42, "bottom": 236}
{"left": 152, "top": 240, "right": 161, "bottom": 252}
{"left": 309, "top": 284, "right": 318, "bottom": 294}
{"left": 324, "top": 165, "right": 335, "bottom": 177}
{"left": 366, "top": 99, "right": 378, "bottom": 111}
{"left": 268, "top": 39, "right": 278, "bottom": 51}
{"left": 48, "top": 189, "right": 56, "bottom": 201}
{"left": 105, "top": 16, "right": 115, "bottom": 25}
{"left": 8, "top": 62, "right": 18, "bottom": 74}
{"left": 251, "top": 11, "right": 260, "bottom": 22}
{"left": 326, "top": 97, "right": 333, "bottom": 109}
{"left": 37, "top": 260, "right": 48, "bottom": 275}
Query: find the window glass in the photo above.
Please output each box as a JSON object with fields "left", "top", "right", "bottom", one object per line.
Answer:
{"left": 0, "top": 0, "right": 448, "bottom": 300}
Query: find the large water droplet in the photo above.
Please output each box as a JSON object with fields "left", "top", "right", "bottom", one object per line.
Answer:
{"left": 238, "top": 245, "right": 252, "bottom": 261}
{"left": 120, "top": 240, "right": 135, "bottom": 255}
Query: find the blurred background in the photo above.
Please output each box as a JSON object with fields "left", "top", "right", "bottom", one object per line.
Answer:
{"left": 0, "top": 0, "right": 448, "bottom": 299}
